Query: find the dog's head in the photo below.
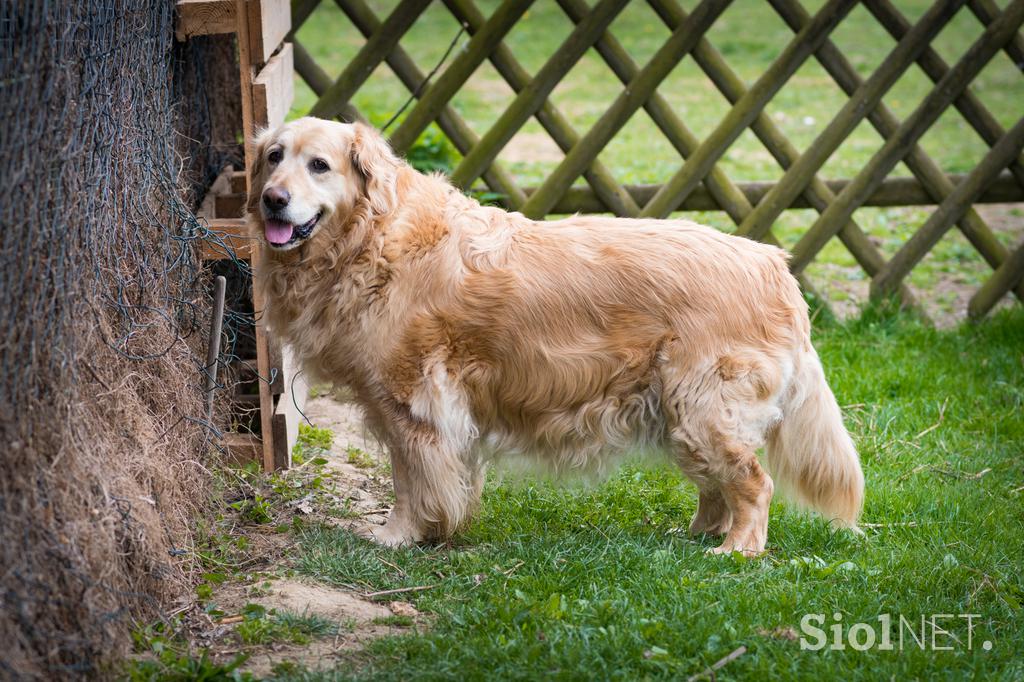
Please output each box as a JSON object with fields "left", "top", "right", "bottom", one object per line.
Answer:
{"left": 249, "top": 117, "right": 400, "bottom": 251}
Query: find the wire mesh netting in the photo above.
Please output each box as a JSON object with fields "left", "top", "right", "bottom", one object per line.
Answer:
{"left": 0, "top": 1, "right": 245, "bottom": 677}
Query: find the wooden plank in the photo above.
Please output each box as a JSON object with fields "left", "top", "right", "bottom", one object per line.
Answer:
{"left": 229, "top": 170, "right": 247, "bottom": 194}
{"left": 176, "top": 0, "right": 235, "bottom": 40}
{"left": 200, "top": 218, "right": 253, "bottom": 261}
{"left": 197, "top": 165, "right": 236, "bottom": 218}
{"left": 221, "top": 432, "right": 261, "bottom": 465}
{"left": 271, "top": 344, "right": 308, "bottom": 470}
{"left": 249, "top": 0, "right": 291, "bottom": 64}
{"left": 236, "top": 0, "right": 277, "bottom": 473}
{"left": 970, "top": 240, "right": 1024, "bottom": 319}
{"left": 253, "top": 41, "right": 294, "bottom": 128}
{"left": 515, "top": 172, "right": 1024, "bottom": 214}
{"left": 214, "top": 193, "right": 246, "bottom": 218}
{"left": 176, "top": 0, "right": 288, "bottom": 53}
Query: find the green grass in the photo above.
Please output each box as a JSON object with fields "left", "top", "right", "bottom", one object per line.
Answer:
{"left": 291, "top": 1, "right": 1023, "bottom": 319}
{"left": 277, "top": 307, "right": 1023, "bottom": 681}
{"left": 237, "top": 604, "right": 341, "bottom": 646}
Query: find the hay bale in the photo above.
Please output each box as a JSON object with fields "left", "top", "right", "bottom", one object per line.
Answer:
{"left": 0, "top": 2, "right": 242, "bottom": 677}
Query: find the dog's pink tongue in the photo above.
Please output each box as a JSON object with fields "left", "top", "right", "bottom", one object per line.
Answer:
{"left": 265, "top": 219, "right": 294, "bottom": 245}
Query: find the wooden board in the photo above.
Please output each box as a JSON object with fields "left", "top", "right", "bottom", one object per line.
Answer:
{"left": 197, "top": 166, "right": 236, "bottom": 218}
{"left": 177, "top": 0, "right": 290, "bottom": 65}
{"left": 200, "top": 218, "right": 254, "bottom": 261}
{"left": 175, "top": 0, "right": 235, "bottom": 40}
{"left": 221, "top": 432, "right": 261, "bottom": 465}
{"left": 214, "top": 193, "right": 246, "bottom": 218}
{"left": 248, "top": 0, "right": 291, "bottom": 64}
{"left": 253, "top": 42, "right": 294, "bottom": 129}
{"left": 271, "top": 343, "right": 308, "bottom": 470}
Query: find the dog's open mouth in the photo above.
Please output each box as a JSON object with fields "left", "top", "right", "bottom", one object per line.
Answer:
{"left": 264, "top": 212, "right": 322, "bottom": 248}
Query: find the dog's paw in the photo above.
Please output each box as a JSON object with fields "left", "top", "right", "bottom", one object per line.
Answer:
{"left": 706, "top": 530, "right": 766, "bottom": 558}
{"left": 360, "top": 522, "right": 420, "bottom": 548}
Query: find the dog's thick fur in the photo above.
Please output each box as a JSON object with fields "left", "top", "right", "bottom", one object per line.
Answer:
{"left": 249, "top": 117, "right": 864, "bottom": 555}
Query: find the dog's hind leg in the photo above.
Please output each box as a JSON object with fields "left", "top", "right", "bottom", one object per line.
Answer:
{"left": 706, "top": 443, "right": 773, "bottom": 556}
{"left": 662, "top": 355, "right": 780, "bottom": 556}
{"left": 688, "top": 486, "right": 732, "bottom": 537}
{"left": 671, "top": 436, "right": 772, "bottom": 556}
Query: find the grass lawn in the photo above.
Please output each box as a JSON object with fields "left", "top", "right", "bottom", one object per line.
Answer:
{"left": 272, "top": 307, "right": 1024, "bottom": 681}
{"left": 291, "top": 0, "right": 1024, "bottom": 320}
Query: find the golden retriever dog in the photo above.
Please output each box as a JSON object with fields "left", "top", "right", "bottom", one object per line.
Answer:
{"left": 248, "top": 117, "right": 864, "bottom": 556}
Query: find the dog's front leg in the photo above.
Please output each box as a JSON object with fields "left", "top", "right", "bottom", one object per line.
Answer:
{"left": 367, "top": 424, "right": 478, "bottom": 547}
{"left": 369, "top": 442, "right": 427, "bottom": 547}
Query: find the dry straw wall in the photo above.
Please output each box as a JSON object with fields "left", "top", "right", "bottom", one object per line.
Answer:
{"left": 0, "top": 2, "right": 240, "bottom": 678}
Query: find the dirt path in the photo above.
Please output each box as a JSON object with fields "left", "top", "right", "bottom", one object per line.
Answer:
{"left": 165, "top": 394, "right": 413, "bottom": 678}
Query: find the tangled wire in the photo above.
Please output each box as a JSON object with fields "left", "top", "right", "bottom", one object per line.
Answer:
{"left": 0, "top": 1, "right": 251, "bottom": 677}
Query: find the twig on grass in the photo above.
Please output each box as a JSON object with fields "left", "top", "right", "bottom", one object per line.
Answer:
{"left": 378, "top": 556, "right": 407, "bottom": 577}
{"left": 503, "top": 560, "right": 525, "bottom": 577}
{"left": 360, "top": 507, "right": 391, "bottom": 516}
{"left": 363, "top": 585, "right": 436, "bottom": 600}
{"left": 687, "top": 645, "right": 747, "bottom": 682}
{"left": 914, "top": 397, "right": 948, "bottom": 440}
{"left": 860, "top": 521, "right": 918, "bottom": 528}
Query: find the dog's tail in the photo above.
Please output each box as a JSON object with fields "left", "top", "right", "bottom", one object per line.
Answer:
{"left": 766, "top": 346, "right": 864, "bottom": 529}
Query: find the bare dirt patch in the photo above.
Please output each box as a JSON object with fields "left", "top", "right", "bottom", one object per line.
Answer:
{"left": 303, "top": 393, "right": 394, "bottom": 531}
{"left": 146, "top": 392, "right": 408, "bottom": 677}
{"left": 206, "top": 578, "right": 421, "bottom": 678}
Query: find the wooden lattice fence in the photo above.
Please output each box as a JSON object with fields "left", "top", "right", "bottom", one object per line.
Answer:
{"left": 289, "top": 0, "right": 1024, "bottom": 319}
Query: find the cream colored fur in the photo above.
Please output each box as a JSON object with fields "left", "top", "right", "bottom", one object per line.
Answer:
{"left": 248, "top": 117, "right": 865, "bottom": 555}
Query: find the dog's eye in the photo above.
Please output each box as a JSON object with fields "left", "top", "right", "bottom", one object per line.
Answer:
{"left": 268, "top": 149, "right": 282, "bottom": 164}
{"left": 309, "top": 158, "right": 330, "bottom": 174}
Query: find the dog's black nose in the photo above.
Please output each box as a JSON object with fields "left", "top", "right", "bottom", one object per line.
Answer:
{"left": 262, "top": 186, "right": 290, "bottom": 210}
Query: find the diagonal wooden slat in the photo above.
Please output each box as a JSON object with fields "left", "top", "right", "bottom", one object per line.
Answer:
{"left": 970, "top": 239, "right": 1024, "bottom": 318}
{"left": 333, "top": 0, "right": 527, "bottom": 208}
{"left": 289, "top": 0, "right": 1023, "bottom": 319}
{"left": 639, "top": 0, "right": 858, "bottom": 218}
{"left": 289, "top": 0, "right": 320, "bottom": 35}
{"left": 866, "top": 0, "right": 1024, "bottom": 192}
{"left": 790, "top": 0, "right": 1024, "bottom": 274}
{"left": 553, "top": 0, "right": 830, "bottom": 306}
{"left": 308, "top": 0, "right": 432, "bottom": 119}
{"left": 388, "top": 0, "right": 534, "bottom": 155}
{"left": 645, "top": 0, "right": 916, "bottom": 307}
{"left": 968, "top": 0, "right": 1024, "bottom": 70}
{"left": 445, "top": 0, "right": 641, "bottom": 217}
{"left": 774, "top": 0, "right": 1024, "bottom": 301}
{"left": 737, "top": 0, "right": 964, "bottom": 241}
{"left": 562, "top": 0, "right": 751, "bottom": 222}
{"left": 521, "top": 0, "right": 731, "bottom": 219}
{"left": 871, "top": 116, "right": 1024, "bottom": 298}
{"left": 449, "top": 0, "right": 629, "bottom": 189}
{"left": 293, "top": 40, "right": 366, "bottom": 123}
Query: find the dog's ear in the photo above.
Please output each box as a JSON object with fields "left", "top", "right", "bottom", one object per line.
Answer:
{"left": 246, "top": 127, "right": 274, "bottom": 215}
{"left": 350, "top": 123, "right": 399, "bottom": 217}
